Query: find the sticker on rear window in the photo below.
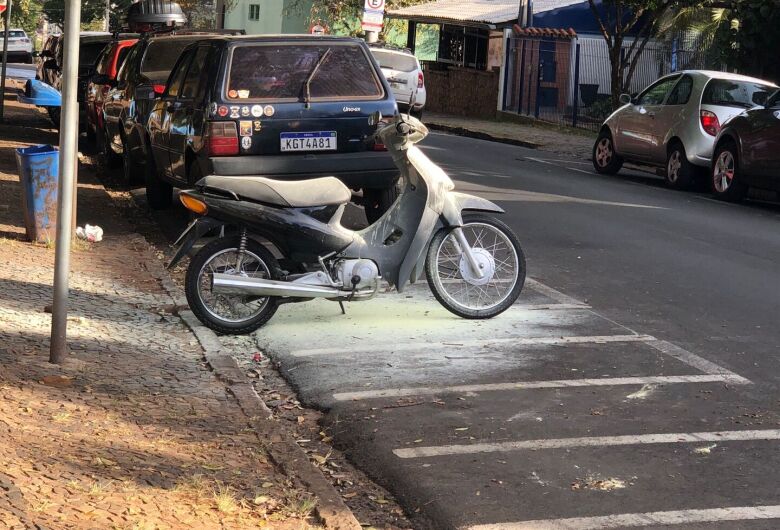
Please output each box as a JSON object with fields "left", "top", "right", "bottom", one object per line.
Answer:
{"left": 251, "top": 105, "right": 263, "bottom": 117}
{"left": 253, "top": 120, "right": 262, "bottom": 132}
{"left": 241, "top": 106, "right": 250, "bottom": 117}
{"left": 239, "top": 121, "right": 252, "bottom": 137}
{"left": 218, "top": 106, "right": 229, "bottom": 117}
{"left": 241, "top": 136, "right": 252, "bottom": 150}
{"left": 230, "top": 106, "right": 240, "bottom": 119}
{"left": 264, "top": 105, "right": 275, "bottom": 117}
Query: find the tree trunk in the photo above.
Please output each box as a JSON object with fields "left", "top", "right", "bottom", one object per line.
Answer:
{"left": 609, "top": 46, "right": 623, "bottom": 109}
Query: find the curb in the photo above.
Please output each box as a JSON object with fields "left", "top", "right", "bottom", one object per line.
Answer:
{"left": 426, "top": 121, "right": 543, "bottom": 150}
{"left": 135, "top": 238, "right": 361, "bottom": 530}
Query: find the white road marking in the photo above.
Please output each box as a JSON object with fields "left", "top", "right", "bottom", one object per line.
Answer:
{"left": 467, "top": 505, "right": 780, "bottom": 529}
{"left": 525, "top": 278, "right": 588, "bottom": 306}
{"left": 290, "top": 334, "right": 655, "bottom": 358}
{"left": 646, "top": 339, "right": 750, "bottom": 382}
{"left": 332, "top": 374, "right": 748, "bottom": 401}
{"left": 566, "top": 166, "right": 598, "bottom": 175}
{"left": 393, "top": 429, "right": 780, "bottom": 458}
{"left": 525, "top": 158, "right": 593, "bottom": 166}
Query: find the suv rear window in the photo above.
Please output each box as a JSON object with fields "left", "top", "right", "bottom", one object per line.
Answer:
{"left": 226, "top": 43, "right": 383, "bottom": 101}
{"left": 702, "top": 79, "right": 775, "bottom": 108}
{"left": 142, "top": 38, "right": 203, "bottom": 83}
{"left": 9, "top": 31, "right": 26, "bottom": 38}
{"left": 371, "top": 50, "right": 417, "bottom": 72}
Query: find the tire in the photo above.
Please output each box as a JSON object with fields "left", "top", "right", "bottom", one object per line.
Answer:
{"left": 363, "top": 184, "right": 399, "bottom": 224}
{"left": 665, "top": 141, "right": 695, "bottom": 190}
{"left": 711, "top": 141, "right": 747, "bottom": 202}
{"left": 46, "top": 106, "right": 60, "bottom": 128}
{"left": 186, "top": 236, "right": 280, "bottom": 335}
{"left": 426, "top": 213, "right": 526, "bottom": 319}
{"left": 121, "top": 134, "right": 142, "bottom": 185}
{"left": 144, "top": 149, "right": 173, "bottom": 210}
{"left": 592, "top": 129, "right": 624, "bottom": 174}
{"left": 100, "top": 126, "right": 123, "bottom": 169}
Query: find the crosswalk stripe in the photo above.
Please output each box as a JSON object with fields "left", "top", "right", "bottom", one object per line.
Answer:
{"left": 393, "top": 429, "right": 780, "bottom": 459}
{"left": 332, "top": 374, "right": 749, "bottom": 401}
{"left": 467, "top": 505, "right": 780, "bottom": 529}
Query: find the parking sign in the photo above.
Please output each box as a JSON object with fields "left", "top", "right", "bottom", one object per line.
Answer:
{"left": 365, "top": 0, "right": 385, "bottom": 11}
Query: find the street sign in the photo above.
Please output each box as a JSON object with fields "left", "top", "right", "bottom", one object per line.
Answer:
{"left": 0, "top": 0, "right": 6, "bottom": 14}
{"left": 365, "top": 0, "right": 385, "bottom": 10}
{"left": 362, "top": 0, "right": 385, "bottom": 33}
{"left": 310, "top": 23, "right": 326, "bottom": 35}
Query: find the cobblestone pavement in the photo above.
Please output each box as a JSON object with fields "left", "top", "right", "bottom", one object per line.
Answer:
{"left": 425, "top": 112, "right": 596, "bottom": 161}
{"left": 0, "top": 99, "right": 319, "bottom": 529}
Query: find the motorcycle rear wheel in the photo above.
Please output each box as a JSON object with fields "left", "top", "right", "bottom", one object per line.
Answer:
{"left": 426, "top": 214, "right": 525, "bottom": 319}
{"left": 186, "top": 236, "right": 279, "bottom": 335}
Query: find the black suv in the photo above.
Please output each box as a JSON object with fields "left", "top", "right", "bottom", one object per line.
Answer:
{"left": 102, "top": 33, "right": 226, "bottom": 183}
{"left": 146, "top": 35, "right": 399, "bottom": 220}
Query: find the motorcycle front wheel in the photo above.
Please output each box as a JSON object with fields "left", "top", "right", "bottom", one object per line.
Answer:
{"left": 426, "top": 213, "right": 526, "bottom": 319}
{"left": 185, "top": 236, "right": 279, "bottom": 335}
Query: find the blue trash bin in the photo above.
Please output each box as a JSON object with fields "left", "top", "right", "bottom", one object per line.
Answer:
{"left": 15, "top": 145, "right": 60, "bottom": 243}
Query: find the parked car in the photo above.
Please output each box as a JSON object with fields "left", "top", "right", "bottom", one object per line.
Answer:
{"left": 102, "top": 33, "right": 225, "bottom": 182}
{"left": 369, "top": 43, "right": 426, "bottom": 117}
{"left": 593, "top": 70, "right": 777, "bottom": 189}
{"left": 146, "top": 35, "right": 399, "bottom": 222}
{"left": 0, "top": 29, "right": 34, "bottom": 63}
{"left": 36, "top": 34, "right": 62, "bottom": 85}
{"left": 710, "top": 89, "right": 780, "bottom": 201}
{"left": 85, "top": 38, "right": 138, "bottom": 144}
{"left": 40, "top": 32, "right": 136, "bottom": 126}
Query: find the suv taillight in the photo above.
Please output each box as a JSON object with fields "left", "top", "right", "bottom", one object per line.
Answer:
{"left": 418, "top": 71, "right": 424, "bottom": 89}
{"left": 207, "top": 121, "right": 239, "bottom": 156}
{"left": 700, "top": 110, "right": 721, "bottom": 136}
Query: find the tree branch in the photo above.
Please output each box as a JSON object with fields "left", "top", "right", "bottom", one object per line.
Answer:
{"left": 588, "top": 0, "right": 612, "bottom": 46}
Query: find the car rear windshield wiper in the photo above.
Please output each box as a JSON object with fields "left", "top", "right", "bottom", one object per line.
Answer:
{"left": 302, "top": 48, "right": 331, "bottom": 109}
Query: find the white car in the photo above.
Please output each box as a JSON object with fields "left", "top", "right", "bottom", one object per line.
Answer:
{"left": 0, "top": 28, "right": 34, "bottom": 64}
{"left": 369, "top": 44, "right": 426, "bottom": 117}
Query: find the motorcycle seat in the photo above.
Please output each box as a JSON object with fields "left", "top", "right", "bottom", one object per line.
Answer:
{"left": 199, "top": 175, "right": 351, "bottom": 208}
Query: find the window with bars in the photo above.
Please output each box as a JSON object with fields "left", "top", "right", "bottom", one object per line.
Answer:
{"left": 248, "top": 4, "right": 260, "bottom": 20}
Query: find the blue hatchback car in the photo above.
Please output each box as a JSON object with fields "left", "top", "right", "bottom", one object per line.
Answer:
{"left": 146, "top": 35, "right": 400, "bottom": 220}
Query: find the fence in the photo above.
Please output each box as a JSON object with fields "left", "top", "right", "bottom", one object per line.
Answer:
{"left": 502, "top": 36, "right": 715, "bottom": 131}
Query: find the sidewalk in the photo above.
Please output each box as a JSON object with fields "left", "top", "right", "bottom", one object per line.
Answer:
{"left": 425, "top": 112, "right": 596, "bottom": 161}
{"left": 0, "top": 98, "right": 349, "bottom": 529}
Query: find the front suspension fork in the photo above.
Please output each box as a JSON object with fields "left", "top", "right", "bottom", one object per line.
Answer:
{"left": 452, "top": 227, "right": 484, "bottom": 280}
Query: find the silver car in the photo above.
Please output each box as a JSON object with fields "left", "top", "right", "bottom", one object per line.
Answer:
{"left": 592, "top": 70, "right": 777, "bottom": 189}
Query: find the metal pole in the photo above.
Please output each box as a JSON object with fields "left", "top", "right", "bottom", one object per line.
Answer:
{"left": 49, "top": 0, "right": 81, "bottom": 365}
{"left": 365, "top": 31, "right": 378, "bottom": 44}
{"left": 572, "top": 42, "right": 580, "bottom": 128}
{"left": 0, "top": 0, "right": 13, "bottom": 122}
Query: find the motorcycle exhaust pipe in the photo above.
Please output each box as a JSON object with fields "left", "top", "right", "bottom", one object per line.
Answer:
{"left": 212, "top": 273, "right": 341, "bottom": 298}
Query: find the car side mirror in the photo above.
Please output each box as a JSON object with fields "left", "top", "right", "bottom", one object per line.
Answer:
{"left": 43, "top": 59, "right": 58, "bottom": 71}
{"left": 32, "top": 51, "right": 41, "bottom": 59}
{"left": 619, "top": 93, "right": 633, "bottom": 105}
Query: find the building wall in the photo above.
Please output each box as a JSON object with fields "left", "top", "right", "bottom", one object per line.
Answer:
{"left": 423, "top": 66, "right": 500, "bottom": 119}
{"left": 224, "top": 0, "right": 312, "bottom": 35}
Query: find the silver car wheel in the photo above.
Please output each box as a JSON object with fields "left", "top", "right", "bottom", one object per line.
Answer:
{"left": 667, "top": 150, "right": 683, "bottom": 183}
{"left": 713, "top": 150, "right": 735, "bottom": 193}
{"left": 595, "top": 138, "right": 613, "bottom": 168}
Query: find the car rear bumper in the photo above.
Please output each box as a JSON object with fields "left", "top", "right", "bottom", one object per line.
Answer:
{"left": 207, "top": 151, "right": 399, "bottom": 189}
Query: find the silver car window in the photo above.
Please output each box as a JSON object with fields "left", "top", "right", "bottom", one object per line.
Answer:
{"left": 637, "top": 76, "right": 680, "bottom": 106}
{"left": 666, "top": 75, "right": 693, "bottom": 105}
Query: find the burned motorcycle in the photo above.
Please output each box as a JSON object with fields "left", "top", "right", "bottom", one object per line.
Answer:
{"left": 169, "top": 114, "right": 526, "bottom": 334}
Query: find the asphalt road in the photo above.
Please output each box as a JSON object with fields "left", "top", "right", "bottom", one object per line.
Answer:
{"left": 254, "top": 132, "right": 780, "bottom": 529}
{"left": 139, "top": 131, "right": 780, "bottom": 529}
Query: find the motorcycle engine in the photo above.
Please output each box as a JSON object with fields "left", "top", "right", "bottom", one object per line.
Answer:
{"left": 337, "top": 259, "right": 379, "bottom": 290}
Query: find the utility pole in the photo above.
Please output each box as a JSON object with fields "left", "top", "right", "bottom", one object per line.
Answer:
{"left": 0, "top": 0, "right": 12, "bottom": 122}
{"left": 49, "top": 0, "right": 81, "bottom": 365}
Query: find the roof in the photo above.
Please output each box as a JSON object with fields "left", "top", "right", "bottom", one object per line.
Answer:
{"left": 387, "top": 0, "right": 588, "bottom": 28}
{"left": 676, "top": 70, "right": 778, "bottom": 87}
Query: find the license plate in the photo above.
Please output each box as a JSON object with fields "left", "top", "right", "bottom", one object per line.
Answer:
{"left": 280, "top": 131, "right": 337, "bottom": 152}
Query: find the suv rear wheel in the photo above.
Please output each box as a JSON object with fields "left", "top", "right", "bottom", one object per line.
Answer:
{"left": 145, "top": 150, "right": 173, "bottom": 210}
